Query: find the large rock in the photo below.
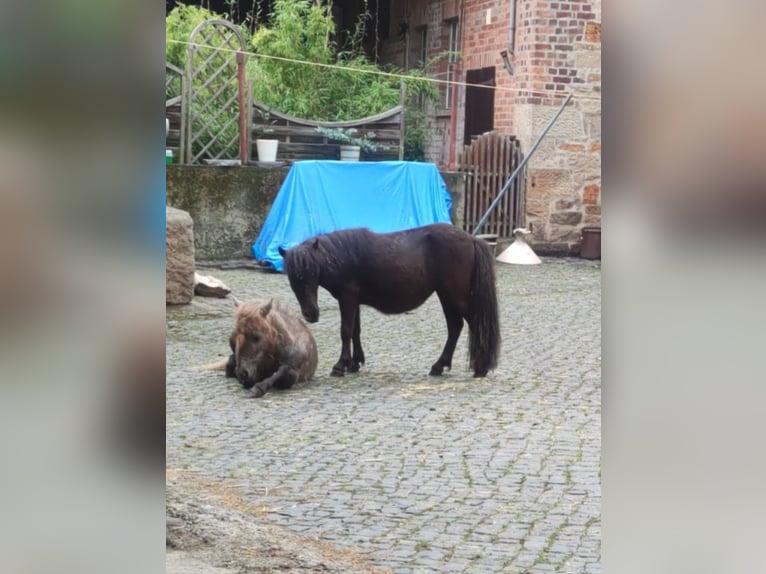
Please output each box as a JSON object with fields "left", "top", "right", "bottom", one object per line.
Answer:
{"left": 194, "top": 272, "right": 231, "bottom": 298}
{"left": 166, "top": 207, "right": 195, "bottom": 305}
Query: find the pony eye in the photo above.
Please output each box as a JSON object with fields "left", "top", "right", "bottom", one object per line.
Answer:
{"left": 250, "top": 333, "right": 261, "bottom": 342}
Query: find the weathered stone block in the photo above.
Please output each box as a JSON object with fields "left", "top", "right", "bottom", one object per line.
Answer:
{"left": 528, "top": 168, "right": 573, "bottom": 200}
{"left": 583, "top": 113, "right": 601, "bottom": 139}
{"left": 526, "top": 199, "right": 549, "bottom": 220}
{"left": 560, "top": 142, "right": 586, "bottom": 152}
{"left": 550, "top": 227, "right": 585, "bottom": 243}
{"left": 585, "top": 205, "right": 602, "bottom": 216}
{"left": 555, "top": 197, "right": 579, "bottom": 210}
{"left": 529, "top": 241, "right": 573, "bottom": 256}
{"left": 166, "top": 206, "right": 195, "bottom": 305}
{"left": 575, "top": 48, "right": 601, "bottom": 70}
{"left": 549, "top": 211, "right": 583, "bottom": 225}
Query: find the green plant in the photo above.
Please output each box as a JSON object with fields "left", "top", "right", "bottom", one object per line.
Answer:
{"left": 248, "top": 0, "right": 400, "bottom": 121}
{"left": 253, "top": 109, "right": 277, "bottom": 138}
{"left": 400, "top": 58, "right": 444, "bottom": 161}
{"left": 165, "top": 4, "right": 227, "bottom": 70}
{"left": 315, "top": 126, "right": 382, "bottom": 152}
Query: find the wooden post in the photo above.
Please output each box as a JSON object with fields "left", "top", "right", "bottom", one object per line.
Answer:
{"left": 399, "top": 79, "right": 406, "bottom": 161}
{"left": 237, "top": 51, "right": 247, "bottom": 164}
{"left": 448, "top": 61, "right": 460, "bottom": 170}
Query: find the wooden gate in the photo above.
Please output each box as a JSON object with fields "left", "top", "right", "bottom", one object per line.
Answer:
{"left": 458, "top": 131, "right": 526, "bottom": 238}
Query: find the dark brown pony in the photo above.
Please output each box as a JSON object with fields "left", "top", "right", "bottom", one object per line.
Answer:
{"left": 224, "top": 299, "right": 318, "bottom": 397}
{"left": 278, "top": 223, "right": 500, "bottom": 378}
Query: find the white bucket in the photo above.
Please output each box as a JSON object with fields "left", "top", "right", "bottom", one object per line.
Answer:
{"left": 339, "top": 145, "right": 361, "bottom": 162}
{"left": 256, "top": 139, "right": 279, "bottom": 162}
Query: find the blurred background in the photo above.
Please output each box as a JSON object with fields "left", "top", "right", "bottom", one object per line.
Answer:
{"left": 605, "top": 1, "right": 766, "bottom": 573}
{"left": 0, "top": 1, "right": 165, "bottom": 572}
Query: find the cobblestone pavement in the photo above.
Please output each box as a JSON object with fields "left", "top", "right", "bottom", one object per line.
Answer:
{"left": 167, "top": 257, "right": 601, "bottom": 573}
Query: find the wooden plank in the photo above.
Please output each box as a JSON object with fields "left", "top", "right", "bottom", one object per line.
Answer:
{"left": 474, "top": 137, "right": 487, "bottom": 234}
{"left": 512, "top": 143, "right": 520, "bottom": 231}
{"left": 251, "top": 100, "right": 404, "bottom": 128}
{"left": 498, "top": 136, "right": 506, "bottom": 237}
{"left": 504, "top": 136, "right": 512, "bottom": 237}
{"left": 459, "top": 146, "right": 471, "bottom": 231}
{"left": 491, "top": 133, "right": 499, "bottom": 235}
{"left": 466, "top": 144, "right": 474, "bottom": 232}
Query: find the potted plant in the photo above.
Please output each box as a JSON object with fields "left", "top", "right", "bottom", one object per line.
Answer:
{"left": 315, "top": 127, "right": 382, "bottom": 161}
{"left": 255, "top": 110, "right": 279, "bottom": 162}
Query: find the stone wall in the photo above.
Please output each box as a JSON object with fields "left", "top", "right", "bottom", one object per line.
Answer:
{"left": 166, "top": 165, "right": 289, "bottom": 261}
{"left": 166, "top": 165, "right": 465, "bottom": 262}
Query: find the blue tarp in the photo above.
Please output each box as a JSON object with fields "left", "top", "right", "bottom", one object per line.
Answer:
{"left": 253, "top": 161, "right": 453, "bottom": 271}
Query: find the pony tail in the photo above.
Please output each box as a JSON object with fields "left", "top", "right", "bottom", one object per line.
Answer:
{"left": 468, "top": 239, "right": 501, "bottom": 376}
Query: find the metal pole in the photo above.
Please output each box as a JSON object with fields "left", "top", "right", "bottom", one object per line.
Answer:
{"left": 472, "top": 92, "right": 573, "bottom": 236}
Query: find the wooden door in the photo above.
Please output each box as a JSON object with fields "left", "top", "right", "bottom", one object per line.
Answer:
{"left": 464, "top": 67, "right": 495, "bottom": 145}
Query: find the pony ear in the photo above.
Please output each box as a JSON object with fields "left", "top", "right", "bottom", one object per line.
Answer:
{"left": 231, "top": 295, "right": 241, "bottom": 308}
{"left": 278, "top": 246, "right": 286, "bottom": 257}
{"left": 260, "top": 299, "right": 273, "bottom": 317}
{"left": 312, "top": 237, "right": 320, "bottom": 249}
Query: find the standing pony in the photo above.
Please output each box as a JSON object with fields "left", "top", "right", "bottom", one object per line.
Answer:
{"left": 278, "top": 223, "right": 500, "bottom": 378}
{"left": 225, "top": 299, "right": 318, "bottom": 397}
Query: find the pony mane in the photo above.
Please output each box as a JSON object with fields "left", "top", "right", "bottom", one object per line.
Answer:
{"left": 235, "top": 299, "right": 293, "bottom": 350}
{"left": 288, "top": 228, "right": 374, "bottom": 276}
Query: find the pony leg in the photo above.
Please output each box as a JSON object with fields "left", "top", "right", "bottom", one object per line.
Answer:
{"left": 350, "top": 304, "right": 365, "bottom": 373}
{"left": 225, "top": 354, "right": 237, "bottom": 378}
{"left": 429, "top": 296, "right": 465, "bottom": 376}
{"left": 332, "top": 294, "right": 357, "bottom": 376}
{"left": 251, "top": 364, "right": 295, "bottom": 398}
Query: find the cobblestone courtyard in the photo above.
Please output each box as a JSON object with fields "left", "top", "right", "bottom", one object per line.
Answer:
{"left": 166, "top": 258, "right": 601, "bottom": 573}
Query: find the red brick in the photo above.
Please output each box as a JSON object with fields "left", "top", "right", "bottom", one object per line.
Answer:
{"left": 585, "top": 22, "right": 601, "bottom": 42}
{"left": 590, "top": 141, "right": 601, "bottom": 152}
{"left": 560, "top": 142, "right": 586, "bottom": 152}
{"left": 582, "top": 184, "right": 600, "bottom": 204}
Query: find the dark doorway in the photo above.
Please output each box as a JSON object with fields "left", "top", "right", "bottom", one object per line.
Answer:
{"left": 463, "top": 67, "right": 495, "bottom": 145}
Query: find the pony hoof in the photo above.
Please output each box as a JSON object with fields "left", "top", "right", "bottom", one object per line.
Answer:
{"left": 252, "top": 385, "right": 266, "bottom": 397}
{"left": 349, "top": 363, "right": 361, "bottom": 373}
{"left": 330, "top": 368, "right": 346, "bottom": 377}
{"left": 429, "top": 365, "right": 444, "bottom": 376}
{"left": 473, "top": 370, "right": 488, "bottom": 378}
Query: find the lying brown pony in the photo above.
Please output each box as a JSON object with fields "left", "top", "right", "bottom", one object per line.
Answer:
{"left": 223, "top": 299, "right": 318, "bottom": 397}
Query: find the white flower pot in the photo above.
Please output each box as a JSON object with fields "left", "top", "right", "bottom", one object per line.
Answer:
{"left": 339, "top": 145, "right": 361, "bottom": 162}
{"left": 256, "top": 139, "right": 279, "bottom": 162}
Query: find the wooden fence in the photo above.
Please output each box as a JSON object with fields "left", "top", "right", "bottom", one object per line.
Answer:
{"left": 250, "top": 100, "right": 404, "bottom": 162}
{"left": 165, "top": 62, "right": 184, "bottom": 163}
{"left": 458, "top": 132, "right": 526, "bottom": 238}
